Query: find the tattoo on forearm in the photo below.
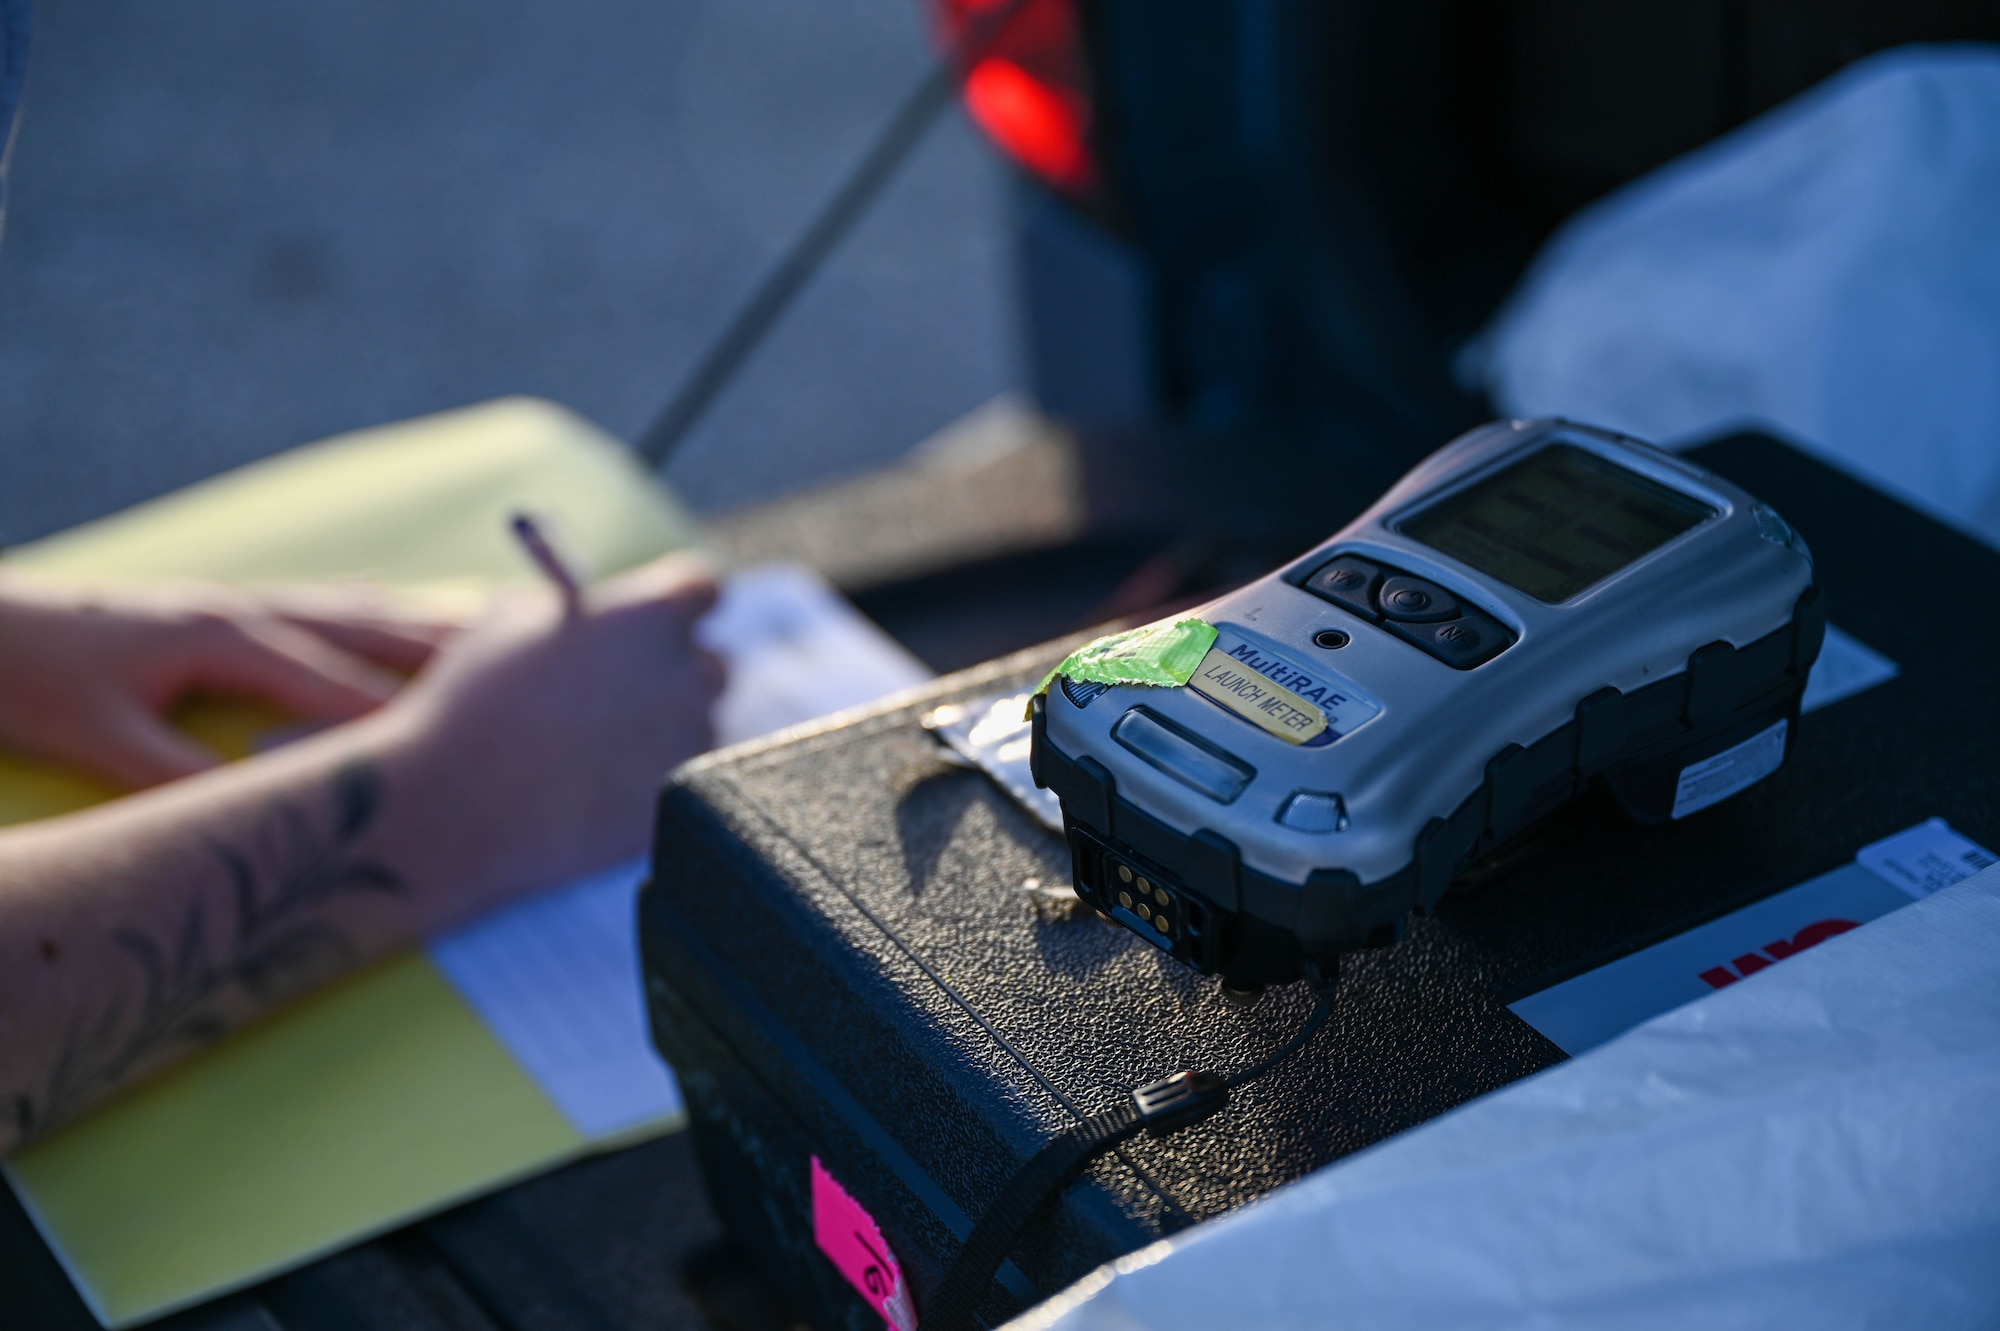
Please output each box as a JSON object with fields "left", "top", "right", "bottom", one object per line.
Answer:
{"left": 8, "top": 762, "right": 408, "bottom": 1144}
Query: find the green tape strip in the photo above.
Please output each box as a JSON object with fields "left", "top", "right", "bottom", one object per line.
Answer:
{"left": 1030, "top": 617, "right": 1219, "bottom": 717}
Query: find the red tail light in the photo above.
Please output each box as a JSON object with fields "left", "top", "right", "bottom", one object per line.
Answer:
{"left": 930, "top": 0, "right": 1099, "bottom": 198}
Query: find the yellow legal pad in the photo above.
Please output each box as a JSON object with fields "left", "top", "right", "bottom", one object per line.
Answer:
{"left": 2, "top": 398, "right": 698, "bottom": 1326}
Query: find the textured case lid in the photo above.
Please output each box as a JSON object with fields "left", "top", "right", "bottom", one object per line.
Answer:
{"left": 642, "top": 435, "right": 2000, "bottom": 1308}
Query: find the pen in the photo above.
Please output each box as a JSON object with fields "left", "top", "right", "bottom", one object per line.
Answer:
{"left": 509, "top": 511, "right": 585, "bottom": 616}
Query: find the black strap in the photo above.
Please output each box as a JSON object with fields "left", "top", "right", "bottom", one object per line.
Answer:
{"left": 920, "top": 1101, "right": 1146, "bottom": 1331}
{"left": 918, "top": 981, "right": 1339, "bottom": 1331}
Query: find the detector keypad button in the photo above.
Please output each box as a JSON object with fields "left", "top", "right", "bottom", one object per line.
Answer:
{"left": 1383, "top": 608, "right": 1514, "bottom": 669}
{"left": 1377, "top": 575, "right": 1459, "bottom": 623}
{"left": 1302, "top": 555, "right": 1381, "bottom": 619}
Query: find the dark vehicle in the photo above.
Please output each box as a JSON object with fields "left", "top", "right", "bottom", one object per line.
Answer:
{"left": 934, "top": 0, "right": 2000, "bottom": 546}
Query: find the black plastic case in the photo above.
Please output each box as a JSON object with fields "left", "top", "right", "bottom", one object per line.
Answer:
{"left": 640, "top": 436, "right": 2000, "bottom": 1330}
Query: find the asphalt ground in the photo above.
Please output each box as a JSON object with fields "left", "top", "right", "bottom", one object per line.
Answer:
{"left": 0, "top": 0, "right": 1016, "bottom": 545}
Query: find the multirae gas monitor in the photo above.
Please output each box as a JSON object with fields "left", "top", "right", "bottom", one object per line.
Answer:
{"left": 1030, "top": 420, "right": 1825, "bottom": 988}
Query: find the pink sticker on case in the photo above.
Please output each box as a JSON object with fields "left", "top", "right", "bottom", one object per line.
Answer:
{"left": 811, "top": 1155, "right": 917, "bottom": 1331}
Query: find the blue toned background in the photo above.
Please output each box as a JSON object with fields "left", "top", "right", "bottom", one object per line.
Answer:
{"left": 0, "top": 0, "right": 1017, "bottom": 544}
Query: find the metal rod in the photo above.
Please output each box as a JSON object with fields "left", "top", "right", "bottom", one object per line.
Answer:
{"left": 635, "top": 0, "right": 1031, "bottom": 470}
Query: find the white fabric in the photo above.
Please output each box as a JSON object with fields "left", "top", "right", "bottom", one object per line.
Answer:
{"left": 1473, "top": 45, "right": 2000, "bottom": 549}
{"left": 1008, "top": 865, "right": 2000, "bottom": 1331}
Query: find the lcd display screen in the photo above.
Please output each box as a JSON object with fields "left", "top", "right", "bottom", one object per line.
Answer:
{"left": 1397, "top": 445, "right": 1715, "bottom": 603}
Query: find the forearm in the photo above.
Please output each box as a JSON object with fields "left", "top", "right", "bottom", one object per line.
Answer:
{"left": 0, "top": 712, "right": 487, "bottom": 1155}
{"left": 0, "top": 555, "right": 720, "bottom": 1157}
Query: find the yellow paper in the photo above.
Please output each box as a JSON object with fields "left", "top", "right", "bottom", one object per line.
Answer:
{"left": 1, "top": 397, "right": 697, "bottom": 1326}
{"left": 8, "top": 956, "right": 581, "bottom": 1325}
{"left": 5, "top": 395, "right": 692, "bottom": 586}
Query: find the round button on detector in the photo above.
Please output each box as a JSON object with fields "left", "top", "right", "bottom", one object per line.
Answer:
{"left": 1377, "top": 575, "right": 1459, "bottom": 623}
{"left": 1424, "top": 619, "right": 1487, "bottom": 667}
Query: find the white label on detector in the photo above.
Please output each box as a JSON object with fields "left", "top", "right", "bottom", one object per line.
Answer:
{"left": 1855, "top": 817, "right": 1999, "bottom": 899}
{"left": 1671, "top": 719, "right": 1788, "bottom": 819}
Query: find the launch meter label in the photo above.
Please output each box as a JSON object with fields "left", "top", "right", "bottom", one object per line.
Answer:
{"left": 1189, "top": 631, "right": 1383, "bottom": 745}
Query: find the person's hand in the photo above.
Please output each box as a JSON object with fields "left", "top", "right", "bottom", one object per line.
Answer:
{"left": 0, "top": 575, "right": 465, "bottom": 788}
{"left": 376, "top": 553, "right": 726, "bottom": 916}
{"left": 0, "top": 556, "right": 723, "bottom": 1146}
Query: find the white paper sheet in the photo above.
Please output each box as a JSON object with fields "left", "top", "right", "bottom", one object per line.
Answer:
{"left": 1509, "top": 817, "right": 1996, "bottom": 1057}
{"left": 700, "top": 563, "right": 935, "bottom": 747}
{"left": 428, "top": 858, "right": 667, "bottom": 1138}
{"left": 1801, "top": 624, "right": 1899, "bottom": 714}
{"left": 427, "top": 563, "right": 933, "bottom": 1139}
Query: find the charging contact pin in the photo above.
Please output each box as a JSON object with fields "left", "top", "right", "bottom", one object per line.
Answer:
{"left": 1118, "top": 865, "right": 1134, "bottom": 884}
{"left": 1118, "top": 891, "right": 1133, "bottom": 908}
